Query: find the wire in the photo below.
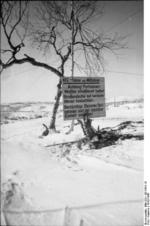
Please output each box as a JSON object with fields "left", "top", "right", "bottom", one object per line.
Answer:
{"left": 105, "top": 70, "right": 143, "bottom": 76}
{"left": 106, "top": 9, "right": 142, "bottom": 33}
{"left": 1, "top": 111, "right": 49, "bottom": 112}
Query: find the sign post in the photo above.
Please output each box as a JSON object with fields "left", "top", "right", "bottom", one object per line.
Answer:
{"left": 62, "top": 77, "right": 106, "bottom": 120}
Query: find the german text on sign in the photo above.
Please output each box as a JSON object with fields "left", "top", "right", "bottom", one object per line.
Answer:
{"left": 62, "top": 77, "right": 106, "bottom": 120}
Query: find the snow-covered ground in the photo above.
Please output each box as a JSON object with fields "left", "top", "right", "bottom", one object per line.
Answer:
{"left": 1, "top": 100, "right": 144, "bottom": 226}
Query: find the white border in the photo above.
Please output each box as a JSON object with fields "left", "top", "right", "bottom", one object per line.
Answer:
{"left": 144, "top": 0, "right": 150, "bottom": 185}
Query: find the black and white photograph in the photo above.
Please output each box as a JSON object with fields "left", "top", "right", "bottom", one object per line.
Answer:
{"left": 1, "top": 0, "right": 146, "bottom": 226}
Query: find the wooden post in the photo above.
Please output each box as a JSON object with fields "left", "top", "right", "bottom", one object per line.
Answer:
{"left": 66, "top": 1, "right": 75, "bottom": 134}
{"left": 63, "top": 206, "right": 71, "bottom": 226}
{"left": 1, "top": 211, "right": 7, "bottom": 226}
{"left": 71, "top": 0, "right": 75, "bottom": 79}
{"left": 80, "top": 219, "right": 84, "bottom": 226}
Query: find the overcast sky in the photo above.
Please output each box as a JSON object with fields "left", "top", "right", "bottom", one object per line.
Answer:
{"left": 1, "top": 1, "right": 143, "bottom": 103}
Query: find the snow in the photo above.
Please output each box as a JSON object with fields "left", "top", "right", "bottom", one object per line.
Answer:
{"left": 84, "top": 140, "right": 144, "bottom": 171}
{"left": 1, "top": 100, "right": 144, "bottom": 226}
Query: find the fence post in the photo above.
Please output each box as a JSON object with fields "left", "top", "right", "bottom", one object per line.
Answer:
{"left": 1, "top": 211, "right": 7, "bottom": 226}
{"left": 63, "top": 206, "right": 71, "bottom": 226}
{"left": 80, "top": 219, "right": 84, "bottom": 226}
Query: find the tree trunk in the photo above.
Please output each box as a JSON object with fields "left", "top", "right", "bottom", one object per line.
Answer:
{"left": 78, "top": 114, "right": 96, "bottom": 140}
{"left": 49, "top": 79, "right": 62, "bottom": 130}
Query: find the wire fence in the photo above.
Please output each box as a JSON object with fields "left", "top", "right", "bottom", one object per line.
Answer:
{"left": 2, "top": 206, "right": 83, "bottom": 226}
{"left": 1, "top": 199, "right": 143, "bottom": 226}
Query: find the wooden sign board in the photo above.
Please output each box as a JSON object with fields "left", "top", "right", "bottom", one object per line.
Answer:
{"left": 62, "top": 77, "right": 106, "bottom": 120}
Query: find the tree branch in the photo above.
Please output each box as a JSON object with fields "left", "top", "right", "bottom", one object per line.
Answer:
{"left": 9, "top": 2, "right": 28, "bottom": 40}
{"left": 0, "top": 55, "right": 63, "bottom": 77}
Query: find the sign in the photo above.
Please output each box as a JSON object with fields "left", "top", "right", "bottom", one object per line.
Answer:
{"left": 62, "top": 77, "right": 106, "bottom": 120}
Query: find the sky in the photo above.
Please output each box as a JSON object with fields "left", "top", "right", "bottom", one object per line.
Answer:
{"left": 1, "top": 1, "right": 143, "bottom": 103}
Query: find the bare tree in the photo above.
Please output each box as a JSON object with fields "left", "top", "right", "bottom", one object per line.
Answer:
{"left": 1, "top": 1, "right": 127, "bottom": 132}
{"left": 0, "top": 1, "right": 62, "bottom": 77}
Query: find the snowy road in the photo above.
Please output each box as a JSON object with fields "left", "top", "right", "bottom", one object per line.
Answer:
{"left": 1, "top": 102, "right": 144, "bottom": 225}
